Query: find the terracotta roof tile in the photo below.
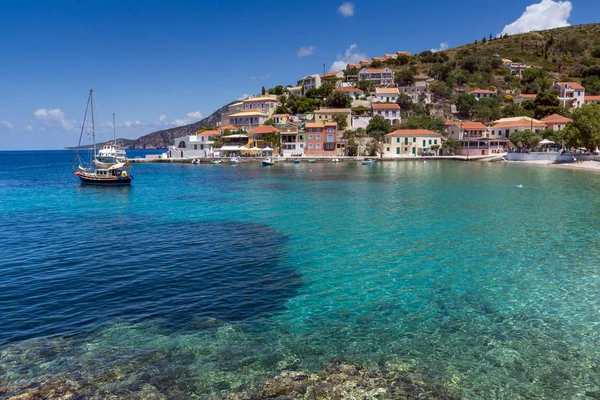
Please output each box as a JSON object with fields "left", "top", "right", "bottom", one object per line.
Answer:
{"left": 385, "top": 129, "right": 440, "bottom": 137}
{"left": 196, "top": 130, "right": 221, "bottom": 136}
{"left": 556, "top": 82, "right": 585, "bottom": 90}
{"left": 372, "top": 103, "right": 400, "bottom": 110}
{"left": 541, "top": 114, "right": 573, "bottom": 123}
{"left": 248, "top": 125, "right": 280, "bottom": 135}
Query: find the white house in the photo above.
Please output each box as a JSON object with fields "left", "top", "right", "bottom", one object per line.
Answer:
{"left": 170, "top": 130, "right": 221, "bottom": 158}
{"left": 552, "top": 82, "right": 585, "bottom": 108}
{"left": 287, "top": 86, "right": 303, "bottom": 96}
{"left": 469, "top": 89, "right": 496, "bottom": 100}
{"left": 242, "top": 95, "right": 278, "bottom": 116}
{"left": 334, "top": 87, "right": 364, "bottom": 98}
{"left": 357, "top": 68, "right": 395, "bottom": 86}
{"left": 374, "top": 87, "right": 400, "bottom": 103}
{"left": 279, "top": 124, "right": 305, "bottom": 157}
{"left": 398, "top": 85, "right": 432, "bottom": 104}
{"left": 301, "top": 74, "right": 322, "bottom": 91}
{"left": 502, "top": 59, "right": 530, "bottom": 77}
{"left": 383, "top": 129, "right": 441, "bottom": 157}
{"left": 512, "top": 94, "right": 537, "bottom": 105}
{"left": 489, "top": 117, "right": 546, "bottom": 139}
{"left": 372, "top": 103, "right": 401, "bottom": 125}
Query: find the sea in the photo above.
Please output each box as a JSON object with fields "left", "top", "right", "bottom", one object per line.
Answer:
{"left": 1, "top": 150, "right": 599, "bottom": 399}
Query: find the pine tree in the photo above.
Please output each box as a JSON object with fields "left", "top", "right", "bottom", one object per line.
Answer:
{"left": 482, "top": 37, "right": 487, "bottom": 43}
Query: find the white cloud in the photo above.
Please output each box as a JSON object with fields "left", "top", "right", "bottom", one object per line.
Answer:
{"left": 186, "top": 111, "right": 203, "bottom": 119}
{"left": 431, "top": 42, "right": 449, "bottom": 52}
{"left": 338, "top": 2, "right": 354, "bottom": 17}
{"left": 33, "top": 108, "right": 74, "bottom": 130}
{"left": 297, "top": 46, "right": 315, "bottom": 57}
{"left": 500, "top": 0, "right": 572, "bottom": 36}
{"left": 158, "top": 115, "right": 167, "bottom": 125}
{"left": 1, "top": 121, "right": 13, "bottom": 130}
{"left": 237, "top": 94, "right": 250, "bottom": 101}
{"left": 24, "top": 125, "right": 33, "bottom": 131}
{"left": 172, "top": 118, "right": 191, "bottom": 127}
{"left": 329, "top": 43, "right": 367, "bottom": 72}
{"left": 123, "top": 119, "right": 142, "bottom": 128}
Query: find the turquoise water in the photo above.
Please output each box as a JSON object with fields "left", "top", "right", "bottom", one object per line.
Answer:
{"left": 1, "top": 151, "right": 600, "bottom": 398}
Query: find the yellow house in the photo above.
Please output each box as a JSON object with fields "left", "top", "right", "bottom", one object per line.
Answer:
{"left": 313, "top": 108, "right": 352, "bottom": 131}
{"left": 383, "top": 129, "right": 441, "bottom": 157}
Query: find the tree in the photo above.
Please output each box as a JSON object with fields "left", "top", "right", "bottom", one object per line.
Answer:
{"left": 461, "top": 55, "right": 480, "bottom": 73}
{"left": 568, "top": 104, "right": 600, "bottom": 151}
{"left": 442, "top": 138, "right": 460, "bottom": 155}
{"left": 502, "top": 103, "right": 534, "bottom": 118}
{"left": 396, "top": 94, "right": 414, "bottom": 111}
{"left": 472, "top": 97, "right": 501, "bottom": 122}
{"left": 400, "top": 113, "right": 444, "bottom": 132}
{"left": 366, "top": 139, "right": 383, "bottom": 157}
{"left": 431, "top": 63, "right": 453, "bottom": 82}
{"left": 326, "top": 92, "right": 352, "bottom": 108}
{"left": 332, "top": 113, "right": 348, "bottom": 132}
{"left": 583, "top": 75, "right": 600, "bottom": 95}
{"left": 429, "top": 82, "right": 450, "bottom": 100}
{"left": 261, "top": 86, "right": 266, "bottom": 95}
{"left": 262, "top": 131, "right": 281, "bottom": 149}
{"left": 509, "top": 130, "right": 542, "bottom": 149}
{"left": 346, "top": 136, "right": 359, "bottom": 156}
{"left": 264, "top": 118, "right": 276, "bottom": 127}
{"left": 274, "top": 104, "right": 290, "bottom": 115}
{"left": 268, "top": 85, "right": 284, "bottom": 95}
{"left": 532, "top": 91, "right": 560, "bottom": 119}
{"left": 456, "top": 93, "right": 477, "bottom": 119}
{"left": 357, "top": 79, "right": 375, "bottom": 93}
{"left": 430, "top": 144, "right": 441, "bottom": 155}
{"left": 394, "top": 68, "right": 415, "bottom": 86}
{"left": 366, "top": 115, "right": 392, "bottom": 141}
{"left": 522, "top": 68, "right": 552, "bottom": 94}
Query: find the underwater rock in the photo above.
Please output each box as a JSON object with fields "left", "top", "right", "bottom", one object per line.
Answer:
{"left": 220, "top": 358, "right": 461, "bottom": 399}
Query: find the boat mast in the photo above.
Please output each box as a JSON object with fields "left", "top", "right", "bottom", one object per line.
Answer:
{"left": 90, "top": 89, "right": 96, "bottom": 157}
{"left": 113, "top": 112, "right": 116, "bottom": 148}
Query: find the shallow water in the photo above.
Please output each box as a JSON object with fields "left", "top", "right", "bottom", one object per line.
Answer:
{"left": 1, "top": 151, "right": 600, "bottom": 398}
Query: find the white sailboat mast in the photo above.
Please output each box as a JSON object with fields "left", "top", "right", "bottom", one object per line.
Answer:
{"left": 90, "top": 89, "right": 96, "bottom": 157}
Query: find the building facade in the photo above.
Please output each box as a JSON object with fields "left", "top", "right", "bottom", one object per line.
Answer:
{"left": 279, "top": 124, "right": 305, "bottom": 157}
{"left": 552, "top": 82, "right": 585, "bottom": 108}
{"left": 470, "top": 89, "right": 496, "bottom": 100}
{"left": 242, "top": 95, "right": 278, "bottom": 116}
{"left": 228, "top": 110, "right": 269, "bottom": 129}
{"left": 372, "top": 103, "right": 401, "bottom": 125}
{"left": 383, "top": 129, "right": 441, "bottom": 156}
{"left": 374, "top": 87, "right": 400, "bottom": 103}
{"left": 541, "top": 114, "right": 573, "bottom": 131}
{"left": 357, "top": 68, "right": 395, "bottom": 86}
{"left": 304, "top": 122, "right": 341, "bottom": 156}
{"left": 301, "top": 74, "right": 322, "bottom": 91}
{"left": 489, "top": 117, "right": 547, "bottom": 139}
{"left": 446, "top": 122, "right": 487, "bottom": 140}
{"left": 313, "top": 108, "right": 352, "bottom": 130}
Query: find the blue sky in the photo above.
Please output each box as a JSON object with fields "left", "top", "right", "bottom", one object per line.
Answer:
{"left": 1, "top": 0, "right": 599, "bottom": 149}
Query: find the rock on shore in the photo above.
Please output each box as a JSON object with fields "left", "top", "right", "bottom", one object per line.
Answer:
{"left": 220, "top": 358, "right": 461, "bottom": 400}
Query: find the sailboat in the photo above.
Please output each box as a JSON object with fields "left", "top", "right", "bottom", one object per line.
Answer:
{"left": 73, "top": 89, "right": 133, "bottom": 186}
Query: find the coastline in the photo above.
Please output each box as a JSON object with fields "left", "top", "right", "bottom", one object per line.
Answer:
{"left": 509, "top": 159, "right": 600, "bottom": 172}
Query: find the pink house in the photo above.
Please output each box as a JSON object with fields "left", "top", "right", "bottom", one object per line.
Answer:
{"left": 541, "top": 114, "right": 572, "bottom": 131}
{"left": 305, "top": 122, "right": 341, "bottom": 156}
{"left": 372, "top": 103, "right": 401, "bottom": 125}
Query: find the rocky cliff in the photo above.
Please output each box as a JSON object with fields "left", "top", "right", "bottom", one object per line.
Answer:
{"left": 131, "top": 102, "right": 233, "bottom": 149}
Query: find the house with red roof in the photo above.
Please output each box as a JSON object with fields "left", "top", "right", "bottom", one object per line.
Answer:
{"left": 383, "top": 129, "right": 441, "bottom": 157}
{"left": 372, "top": 103, "right": 401, "bottom": 125}
{"left": 334, "top": 86, "right": 364, "bottom": 98}
{"left": 584, "top": 95, "right": 600, "bottom": 105}
{"left": 552, "top": 82, "right": 585, "bottom": 108}
{"left": 304, "top": 122, "right": 342, "bottom": 156}
{"left": 541, "top": 114, "right": 573, "bottom": 131}
{"left": 490, "top": 117, "right": 547, "bottom": 139}
{"left": 469, "top": 89, "right": 496, "bottom": 100}
{"left": 374, "top": 87, "right": 400, "bottom": 103}
{"left": 357, "top": 67, "right": 394, "bottom": 86}
{"left": 446, "top": 122, "right": 487, "bottom": 140}
{"left": 320, "top": 71, "right": 344, "bottom": 80}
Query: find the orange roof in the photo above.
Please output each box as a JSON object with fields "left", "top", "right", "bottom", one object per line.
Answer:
{"left": 453, "top": 122, "right": 486, "bottom": 130}
{"left": 219, "top": 124, "right": 238, "bottom": 131}
{"left": 372, "top": 57, "right": 385, "bottom": 61}
{"left": 556, "top": 82, "right": 585, "bottom": 90}
{"left": 196, "top": 130, "right": 221, "bottom": 136}
{"left": 385, "top": 129, "right": 440, "bottom": 137}
{"left": 377, "top": 88, "right": 399, "bottom": 94}
{"left": 541, "top": 114, "right": 573, "bottom": 123}
{"left": 305, "top": 122, "right": 337, "bottom": 128}
{"left": 359, "top": 60, "right": 370, "bottom": 64}
{"left": 492, "top": 118, "right": 546, "bottom": 129}
{"left": 516, "top": 94, "right": 537, "bottom": 99}
{"left": 585, "top": 95, "right": 600, "bottom": 101}
{"left": 249, "top": 125, "right": 280, "bottom": 135}
{"left": 321, "top": 72, "right": 341, "bottom": 78}
{"left": 335, "top": 87, "right": 363, "bottom": 93}
{"left": 372, "top": 103, "right": 400, "bottom": 110}
{"left": 470, "top": 89, "right": 496, "bottom": 94}
{"left": 444, "top": 120, "right": 454, "bottom": 126}
{"left": 365, "top": 68, "right": 386, "bottom": 73}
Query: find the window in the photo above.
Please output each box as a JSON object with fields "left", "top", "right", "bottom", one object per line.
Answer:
{"left": 423, "top": 140, "right": 426, "bottom": 147}
{"left": 316, "top": 143, "right": 321, "bottom": 149}
{"left": 387, "top": 147, "right": 390, "bottom": 152}
{"left": 200, "top": 144, "right": 204, "bottom": 150}
{"left": 316, "top": 134, "right": 320, "bottom": 140}
{"left": 412, "top": 137, "right": 416, "bottom": 143}
{"left": 428, "top": 140, "right": 432, "bottom": 145}
{"left": 434, "top": 139, "right": 438, "bottom": 144}
{"left": 308, "top": 143, "right": 313, "bottom": 149}
{"left": 396, "top": 137, "right": 400, "bottom": 143}
{"left": 194, "top": 144, "right": 198, "bottom": 150}
{"left": 404, "top": 137, "right": 408, "bottom": 145}
{"left": 327, "top": 134, "right": 334, "bottom": 142}
{"left": 308, "top": 134, "right": 313, "bottom": 140}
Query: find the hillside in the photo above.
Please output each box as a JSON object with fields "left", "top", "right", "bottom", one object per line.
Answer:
{"left": 130, "top": 102, "right": 233, "bottom": 149}
{"left": 64, "top": 138, "right": 135, "bottom": 150}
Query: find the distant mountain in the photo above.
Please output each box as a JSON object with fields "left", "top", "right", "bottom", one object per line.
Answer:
{"left": 64, "top": 138, "right": 136, "bottom": 150}
{"left": 130, "top": 102, "right": 234, "bottom": 149}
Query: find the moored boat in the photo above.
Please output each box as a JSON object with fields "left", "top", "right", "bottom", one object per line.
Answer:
{"left": 210, "top": 159, "right": 223, "bottom": 164}
{"left": 262, "top": 157, "right": 275, "bottom": 166}
{"left": 362, "top": 160, "right": 377, "bottom": 165}
{"left": 72, "top": 90, "right": 134, "bottom": 186}
{"left": 293, "top": 159, "right": 301, "bottom": 164}
{"left": 308, "top": 159, "right": 316, "bottom": 164}
{"left": 229, "top": 157, "right": 240, "bottom": 164}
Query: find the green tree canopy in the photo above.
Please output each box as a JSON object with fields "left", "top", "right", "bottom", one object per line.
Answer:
{"left": 394, "top": 68, "right": 415, "bottom": 86}
{"left": 531, "top": 91, "right": 560, "bottom": 119}
{"left": 396, "top": 93, "right": 414, "bottom": 111}
{"left": 357, "top": 80, "right": 375, "bottom": 93}
{"left": 400, "top": 113, "right": 444, "bottom": 132}
{"left": 509, "top": 130, "right": 542, "bottom": 149}
{"left": 442, "top": 138, "right": 460, "bottom": 154}
{"left": 502, "top": 103, "right": 534, "bottom": 118}
{"left": 366, "top": 115, "right": 392, "bottom": 141}
{"left": 332, "top": 113, "right": 348, "bottom": 131}
{"left": 568, "top": 104, "right": 600, "bottom": 151}
{"left": 456, "top": 93, "right": 477, "bottom": 119}
{"left": 326, "top": 92, "right": 352, "bottom": 108}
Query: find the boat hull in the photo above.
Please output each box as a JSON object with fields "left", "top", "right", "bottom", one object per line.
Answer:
{"left": 78, "top": 175, "right": 132, "bottom": 186}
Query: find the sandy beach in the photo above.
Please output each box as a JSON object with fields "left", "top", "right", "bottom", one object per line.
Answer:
{"left": 511, "top": 159, "right": 600, "bottom": 172}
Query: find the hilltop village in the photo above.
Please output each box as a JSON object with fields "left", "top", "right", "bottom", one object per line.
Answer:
{"left": 166, "top": 36, "right": 600, "bottom": 160}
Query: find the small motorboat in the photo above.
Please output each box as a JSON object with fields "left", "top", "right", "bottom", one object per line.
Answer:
{"left": 229, "top": 157, "right": 240, "bottom": 164}
{"left": 293, "top": 159, "right": 301, "bottom": 164}
{"left": 308, "top": 159, "right": 317, "bottom": 164}
{"left": 210, "top": 159, "right": 223, "bottom": 164}
{"left": 362, "top": 160, "right": 377, "bottom": 165}
{"left": 192, "top": 159, "right": 199, "bottom": 165}
{"left": 332, "top": 158, "right": 340, "bottom": 163}
{"left": 262, "top": 157, "right": 275, "bottom": 166}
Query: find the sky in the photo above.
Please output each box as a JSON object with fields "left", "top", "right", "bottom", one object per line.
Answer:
{"left": 1, "top": 0, "right": 599, "bottom": 150}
